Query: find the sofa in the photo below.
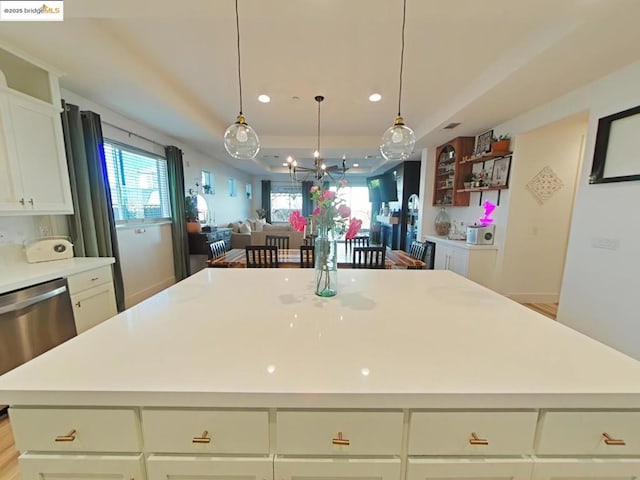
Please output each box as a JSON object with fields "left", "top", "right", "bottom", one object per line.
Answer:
{"left": 228, "top": 221, "right": 305, "bottom": 249}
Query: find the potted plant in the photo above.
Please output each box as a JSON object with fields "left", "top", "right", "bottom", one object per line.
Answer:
{"left": 463, "top": 172, "right": 474, "bottom": 189}
{"left": 185, "top": 195, "right": 201, "bottom": 233}
{"left": 491, "top": 134, "right": 511, "bottom": 153}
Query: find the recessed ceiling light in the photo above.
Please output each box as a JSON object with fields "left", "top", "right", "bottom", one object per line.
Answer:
{"left": 369, "top": 93, "right": 382, "bottom": 102}
{"left": 258, "top": 94, "right": 271, "bottom": 103}
{"left": 353, "top": 163, "right": 360, "bottom": 168}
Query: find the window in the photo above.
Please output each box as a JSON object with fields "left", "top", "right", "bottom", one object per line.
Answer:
{"left": 270, "top": 183, "right": 302, "bottom": 222}
{"left": 329, "top": 185, "right": 372, "bottom": 231}
{"left": 103, "top": 140, "right": 171, "bottom": 222}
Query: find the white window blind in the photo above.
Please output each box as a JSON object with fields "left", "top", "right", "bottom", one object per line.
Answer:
{"left": 103, "top": 140, "right": 171, "bottom": 222}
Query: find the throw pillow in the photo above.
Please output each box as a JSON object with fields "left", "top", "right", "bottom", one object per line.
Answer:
{"left": 229, "top": 222, "right": 241, "bottom": 233}
{"left": 238, "top": 222, "right": 252, "bottom": 234}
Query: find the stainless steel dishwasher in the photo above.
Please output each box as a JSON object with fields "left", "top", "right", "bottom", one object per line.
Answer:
{"left": 0, "top": 277, "right": 77, "bottom": 377}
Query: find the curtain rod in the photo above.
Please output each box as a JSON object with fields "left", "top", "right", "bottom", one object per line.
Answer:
{"left": 101, "top": 120, "right": 167, "bottom": 149}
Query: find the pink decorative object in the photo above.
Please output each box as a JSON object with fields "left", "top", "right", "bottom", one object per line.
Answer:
{"left": 338, "top": 204, "right": 351, "bottom": 218}
{"left": 345, "top": 218, "right": 363, "bottom": 240}
{"left": 479, "top": 200, "right": 496, "bottom": 226}
{"left": 289, "top": 210, "right": 307, "bottom": 232}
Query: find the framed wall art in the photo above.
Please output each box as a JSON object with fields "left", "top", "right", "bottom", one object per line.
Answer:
{"left": 590, "top": 105, "right": 640, "bottom": 184}
{"left": 475, "top": 130, "right": 493, "bottom": 155}
{"left": 491, "top": 156, "right": 511, "bottom": 187}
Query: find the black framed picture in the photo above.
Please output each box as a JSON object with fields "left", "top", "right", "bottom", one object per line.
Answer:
{"left": 491, "top": 156, "right": 511, "bottom": 187}
{"left": 475, "top": 130, "right": 493, "bottom": 155}
{"left": 589, "top": 105, "right": 640, "bottom": 184}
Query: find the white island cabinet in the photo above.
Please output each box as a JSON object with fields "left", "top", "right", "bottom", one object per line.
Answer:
{"left": 2, "top": 270, "right": 640, "bottom": 480}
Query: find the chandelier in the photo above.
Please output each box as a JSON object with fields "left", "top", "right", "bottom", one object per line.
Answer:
{"left": 287, "top": 95, "right": 347, "bottom": 181}
{"left": 379, "top": 0, "right": 415, "bottom": 161}
{"left": 223, "top": 0, "right": 260, "bottom": 160}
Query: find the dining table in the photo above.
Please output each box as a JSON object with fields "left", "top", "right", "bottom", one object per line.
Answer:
{"left": 209, "top": 246, "right": 426, "bottom": 269}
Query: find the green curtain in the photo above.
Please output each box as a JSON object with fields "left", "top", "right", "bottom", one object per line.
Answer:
{"left": 166, "top": 146, "right": 189, "bottom": 281}
{"left": 61, "top": 101, "right": 126, "bottom": 312}
{"left": 301, "top": 180, "right": 313, "bottom": 217}
{"left": 261, "top": 180, "right": 271, "bottom": 223}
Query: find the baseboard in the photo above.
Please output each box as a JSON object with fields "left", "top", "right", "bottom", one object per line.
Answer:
{"left": 506, "top": 293, "right": 560, "bottom": 304}
{"left": 125, "top": 276, "right": 175, "bottom": 309}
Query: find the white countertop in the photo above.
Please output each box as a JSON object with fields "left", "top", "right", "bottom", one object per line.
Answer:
{"left": 0, "top": 257, "right": 115, "bottom": 294}
{"left": 1, "top": 269, "right": 640, "bottom": 408}
{"left": 424, "top": 234, "right": 498, "bottom": 250}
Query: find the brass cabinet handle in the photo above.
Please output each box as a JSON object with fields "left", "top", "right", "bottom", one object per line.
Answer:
{"left": 75, "top": 301, "right": 81, "bottom": 308}
{"left": 469, "top": 432, "right": 489, "bottom": 445}
{"left": 19, "top": 198, "right": 25, "bottom": 205}
{"left": 192, "top": 430, "right": 211, "bottom": 444}
{"left": 91, "top": 277, "right": 99, "bottom": 281}
{"left": 55, "top": 429, "right": 76, "bottom": 442}
{"left": 332, "top": 431, "right": 350, "bottom": 446}
{"left": 28, "top": 198, "right": 34, "bottom": 205}
{"left": 603, "top": 432, "right": 626, "bottom": 446}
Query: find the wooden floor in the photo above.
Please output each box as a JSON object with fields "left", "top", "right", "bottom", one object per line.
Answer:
{"left": 0, "top": 414, "right": 20, "bottom": 480}
{"left": 522, "top": 302, "right": 558, "bottom": 320}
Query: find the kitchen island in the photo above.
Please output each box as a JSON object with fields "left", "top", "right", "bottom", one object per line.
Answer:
{"left": 1, "top": 269, "right": 640, "bottom": 480}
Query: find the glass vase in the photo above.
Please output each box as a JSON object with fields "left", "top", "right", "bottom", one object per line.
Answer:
{"left": 314, "top": 226, "right": 338, "bottom": 297}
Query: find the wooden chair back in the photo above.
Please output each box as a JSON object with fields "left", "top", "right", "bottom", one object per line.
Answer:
{"left": 266, "top": 235, "right": 290, "bottom": 250}
{"left": 245, "top": 245, "right": 279, "bottom": 268}
{"left": 209, "top": 240, "right": 227, "bottom": 260}
{"left": 408, "top": 241, "right": 426, "bottom": 269}
{"left": 424, "top": 240, "right": 435, "bottom": 269}
{"left": 304, "top": 234, "right": 317, "bottom": 246}
{"left": 352, "top": 246, "right": 386, "bottom": 269}
{"left": 299, "top": 245, "right": 315, "bottom": 268}
{"left": 345, "top": 235, "right": 369, "bottom": 250}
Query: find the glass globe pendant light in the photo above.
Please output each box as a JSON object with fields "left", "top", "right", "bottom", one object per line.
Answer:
{"left": 224, "top": 0, "right": 260, "bottom": 160}
{"left": 380, "top": 0, "right": 415, "bottom": 161}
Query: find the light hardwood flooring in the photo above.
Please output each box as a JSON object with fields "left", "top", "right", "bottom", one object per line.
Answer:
{"left": 0, "top": 414, "right": 20, "bottom": 480}
{"left": 522, "top": 302, "right": 558, "bottom": 320}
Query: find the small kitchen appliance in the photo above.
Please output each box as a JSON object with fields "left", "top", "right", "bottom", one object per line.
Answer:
{"left": 24, "top": 237, "right": 74, "bottom": 263}
{"left": 466, "top": 225, "right": 495, "bottom": 245}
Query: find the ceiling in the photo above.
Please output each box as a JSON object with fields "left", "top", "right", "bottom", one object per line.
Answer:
{"left": 1, "top": 0, "right": 640, "bottom": 178}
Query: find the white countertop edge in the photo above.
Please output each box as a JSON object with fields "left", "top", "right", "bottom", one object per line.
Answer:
{"left": 0, "top": 257, "right": 115, "bottom": 294}
{"left": 4, "top": 391, "right": 640, "bottom": 409}
{"left": 424, "top": 235, "right": 498, "bottom": 250}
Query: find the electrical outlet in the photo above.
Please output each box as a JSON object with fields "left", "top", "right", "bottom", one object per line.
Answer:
{"left": 591, "top": 237, "right": 620, "bottom": 250}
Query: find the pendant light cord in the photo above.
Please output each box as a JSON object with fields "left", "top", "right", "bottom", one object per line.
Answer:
{"left": 397, "top": 0, "right": 407, "bottom": 117}
{"left": 235, "top": 0, "right": 243, "bottom": 115}
{"left": 317, "top": 98, "right": 321, "bottom": 161}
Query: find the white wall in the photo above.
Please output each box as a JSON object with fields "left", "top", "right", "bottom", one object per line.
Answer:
{"left": 490, "top": 59, "right": 640, "bottom": 360}
{"left": 499, "top": 114, "right": 586, "bottom": 302}
{"left": 61, "top": 89, "right": 254, "bottom": 307}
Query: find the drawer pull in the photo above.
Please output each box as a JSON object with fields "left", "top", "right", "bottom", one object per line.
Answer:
{"left": 55, "top": 429, "right": 77, "bottom": 442}
{"left": 91, "top": 277, "right": 99, "bottom": 281}
{"left": 192, "top": 430, "right": 211, "bottom": 444}
{"left": 332, "top": 431, "right": 350, "bottom": 446}
{"left": 603, "top": 432, "right": 626, "bottom": 446}
{"left": 469, "top": 432, "right": 489, "bottom": 445}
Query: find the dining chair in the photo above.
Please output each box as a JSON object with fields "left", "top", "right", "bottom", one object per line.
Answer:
{"left": 299, "top": 245, "right": 315, "bottom": 268}
{"left": 245, "top": 245, "right": 279, "bottom": 268}
{"left": 345, "top": 235, "right": 369, "bottom": 250}
{"left": 423, "top": 240, "right": 436, "bottom": 270}
{"left": 352, "top": 246, "right": 386, "bottom": 269}
{"left": 209, "top": 240, "right": 227, "bottom": 260}
{"left": 408, "top": 240, "right": 427, "bottom": 269}
{"left": 304, "top": 234, "right": 317, "bottom": 246}
{"left": 266, "top": 235, "right": 289, "bottom": 250}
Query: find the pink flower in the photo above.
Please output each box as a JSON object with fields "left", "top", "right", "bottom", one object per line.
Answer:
{"left": 320, "top": 190, "right": 335, "bottom": 200}
{"left": 345, "top": 218, "right": 363, "bottom": 239}
{"left": 338, "top": 204, "right": 351, "bottom": 218}
{"left": 310, "top": 185, "right": 319, "bottom": 193}
{"left": 312, "top": 207, "right": 320, "bottom": 216}
{"left": 288, "top": 210, "right": 307, "bottom": 232}
{"left": 339, "top": 179, "right": 347, "bottom": 187}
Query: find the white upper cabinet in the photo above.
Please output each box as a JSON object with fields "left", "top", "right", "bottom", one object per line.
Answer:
{"left": 0, "top": 45, "right": 73, "bottom": 215}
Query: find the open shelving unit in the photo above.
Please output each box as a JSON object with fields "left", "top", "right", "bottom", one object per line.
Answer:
{"left": 432, "top": 137, "right": 475, "bottom": 207}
